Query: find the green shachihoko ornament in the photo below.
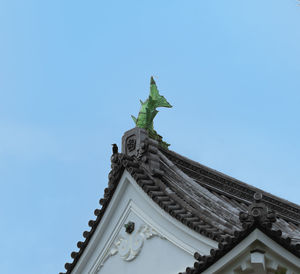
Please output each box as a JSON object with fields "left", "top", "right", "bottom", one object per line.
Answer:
{"left": 131, "top": 77, "right": 172, "bottom": 149}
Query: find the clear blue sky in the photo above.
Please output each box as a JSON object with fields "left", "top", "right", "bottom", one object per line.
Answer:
{"left": 1, "top": 1, "right": 300, "bottom": 273}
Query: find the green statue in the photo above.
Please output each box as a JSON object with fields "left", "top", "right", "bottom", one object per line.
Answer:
{"left": 131, "top": 77, "right": 172, "bottom": 149}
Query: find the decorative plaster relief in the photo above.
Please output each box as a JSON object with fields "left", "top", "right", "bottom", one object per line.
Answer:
{"left": 99, "top": 223, "right": 164, "bottom": 270}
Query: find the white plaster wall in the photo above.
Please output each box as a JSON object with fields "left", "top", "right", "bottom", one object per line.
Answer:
{"left": 72, "top": 171, "right": 218, "bottom": 274}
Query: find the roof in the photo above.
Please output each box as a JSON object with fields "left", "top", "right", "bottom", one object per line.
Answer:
{"left": 61, "top": 128, "right": 300, "bottom": 273}
{"left": 179, "top": 192, "right": 300, "bottom": 274}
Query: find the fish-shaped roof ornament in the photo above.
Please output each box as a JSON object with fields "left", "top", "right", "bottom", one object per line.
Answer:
{"left": 131, "top": 77, "right": 172, "bottom": 148}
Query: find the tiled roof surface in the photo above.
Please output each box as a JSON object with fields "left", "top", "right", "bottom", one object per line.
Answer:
{"left": 161, "top": 147, "right": 300, "bottom": 224}
{"left": 160, "top": 147, "right": 300, "bottom": 244}
{"left": 61, "top": 133, "right": 300, "bottom": 273}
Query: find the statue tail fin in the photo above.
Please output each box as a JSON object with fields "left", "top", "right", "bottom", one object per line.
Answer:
{"left": 131, "top": 115, "right": 137, "bottom": 125}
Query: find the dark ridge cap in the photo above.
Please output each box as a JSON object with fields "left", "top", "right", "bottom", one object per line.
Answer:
{"left": 160, "top": 147, "right": 300, "bottom": 224}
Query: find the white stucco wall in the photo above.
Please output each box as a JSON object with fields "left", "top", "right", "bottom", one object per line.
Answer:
{"left": 72, "top": 171, "right": 218, "bottom": 274}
